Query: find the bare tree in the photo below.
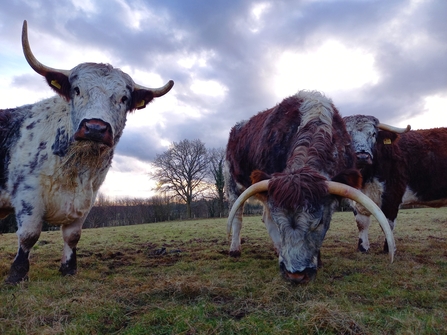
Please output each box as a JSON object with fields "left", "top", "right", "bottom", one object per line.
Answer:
{"left": 208, "top": 147, "right": 226, "bottom": 217}
{"left": 94, "top": 192, "right": 111, "bottom": 206}
{"left": 150, "top": 139, "right": 208, "bottom": 218}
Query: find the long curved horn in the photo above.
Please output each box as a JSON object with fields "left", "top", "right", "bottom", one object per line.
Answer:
{"left": 227, "top": 180, "right": 269, "bottom": 235}
{"left": 378, "top": 123, "right": 411, "bottom": 134}
{"left": 227, "top": 179, "right": 395, "bottom": 263}
{"left": 134, "top": 80, "right": 174, "bottom": 97}
{"left": 326, "top": 181, "right": 395, "bottom": 263}
{"left": 22, "top": 20, "right": 70, "bottom": 77}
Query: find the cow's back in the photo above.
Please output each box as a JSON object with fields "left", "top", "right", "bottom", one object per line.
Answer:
{"left": 399, "top": 128, "right": 447, "bottom": 203}
{"left": 226, "top": 92, "right": 355, "bottom": 190}
{"left": 227, "top": 96, "right": 304, "bottom": 188}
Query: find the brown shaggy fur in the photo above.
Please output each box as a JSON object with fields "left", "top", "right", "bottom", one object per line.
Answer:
{"left": 269, "top": 167, "right": 328, "bottom": 210}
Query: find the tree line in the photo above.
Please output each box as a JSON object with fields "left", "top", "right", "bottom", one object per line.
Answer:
{"left": 0, "top": 195, "right": 263, "bottom": 233}
{"left": 0, "top": 139, "right": 263, "bottom": 233}
{"left": 0, "top": 138, "right": 356, "bottom": 233}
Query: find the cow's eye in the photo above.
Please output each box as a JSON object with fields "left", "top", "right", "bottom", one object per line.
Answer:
{"left": 121, "top": 96, "right": 128, "bottom": 104}
{"left": 309, "top": 218, "right": 321, "bottom": 231}
{"left": 74, "top": 87, "right": 80, "bottom": 96}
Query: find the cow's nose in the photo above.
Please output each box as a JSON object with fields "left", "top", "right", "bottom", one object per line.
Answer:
{"left": 74, "top": 118, "right": 113, "bottom": 147}
{"left": 279, "top": 262, "right": 317, "bottom": 284}
{"left": 356, "top": 152, "right": 372, "bottom": 165}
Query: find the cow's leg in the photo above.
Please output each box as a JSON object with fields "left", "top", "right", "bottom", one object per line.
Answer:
{"left": 59, "top": 218, "right": 84, "bottom": 276}
{"left": 262, "top": 207, "right": 281, "bottom": 255}
{"left": 383, "top": 218, "right": 396, "bottom": 253}
{"left": 6, "top": 202, "right": 43, "bottom": 284}
{"left": 356, "top": 213, "right": 371, "bottom": 252}
{"left": 6, "top": 227, "right": 42, "bottom": 284}
{"left": 229, "top": 205, "right": 243, "bottom": 257}
{"left": 380, "top": 196, "right": 401, "bottom": 254}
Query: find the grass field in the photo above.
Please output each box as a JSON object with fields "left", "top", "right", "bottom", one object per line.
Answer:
{"left": 0, "top": 207, "right": 446, "bottom": 334}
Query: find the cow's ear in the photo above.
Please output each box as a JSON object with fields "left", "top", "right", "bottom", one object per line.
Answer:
{"left": 331, "top": 168, "right": 362, "bottom": 189}
{"left": 378, "top": 130, "right": 398, "bottom": 145}
{"left": 251, "top": 170, "right": 271, "bottom": 184}
{"left": 131, "top": 89, "right": 155, "bottom": 110}
{"left": 45, "top": 72, "right": 71, "bottom": 100}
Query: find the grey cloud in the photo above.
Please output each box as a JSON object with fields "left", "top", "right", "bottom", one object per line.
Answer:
{"left": 11, "top": 74, "right": 47, "bottom": 91}
{"left": 115, "top": 126, "right": 167, "bottom": 161}
{"left": 1, "top": 0, "right": 446, "bottom": 166}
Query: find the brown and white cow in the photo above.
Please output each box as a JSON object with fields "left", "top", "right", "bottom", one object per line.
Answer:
{"left": 343, "top": 115, "right": 447, "bottom": 253}
{"left": 0, "top": 21, "right": 173, "bottom": 284}
{"left": 225, "top": 91, "right": 395, "bottom": 284}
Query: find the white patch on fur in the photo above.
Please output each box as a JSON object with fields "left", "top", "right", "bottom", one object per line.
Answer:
{"left": 296, "top": 91, "right": 333, "bottom": 129}
{"left": 288, "top": 91, "right": 334, "bottom": 174}
{"left": 0, "top": 192, "right": 11, "bottom": 208}
{"left": 401, "top": 186, "right": 447, "bottom": 207}
{"left": 356, "top": 213, "right": 371, "bottom": 251}
{"left": 262, "top": 206, "right": 281, "bottom": 254}
{"left": 401, "top": 187, "right": 419, "bottom": 204}
{"left": 354, "top": 177, "right": 384, "bottom": 215}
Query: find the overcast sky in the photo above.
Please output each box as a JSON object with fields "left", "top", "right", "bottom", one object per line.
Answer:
{"left": 1, "top": 0, "right": 446, "bottom": 199}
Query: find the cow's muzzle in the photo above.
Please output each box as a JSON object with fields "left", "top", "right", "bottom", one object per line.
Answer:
{"left": 280, "top": 262, "right": 317, "bottom": 284}
{"left": 356, "top": 152, "right": 373, "bottom": 166}
{"left": 74, "top": 118, "right": 113, "bottom": 147}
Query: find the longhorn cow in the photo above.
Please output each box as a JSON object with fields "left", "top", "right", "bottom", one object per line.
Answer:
{"left": 0, "top": 21, "right": 173, "bottom": 284}
{"left": 344, "top": 115, "right": 447, "bottom": 253}
{"left": 225, "top": 91, "right": 395, "bottom": 284}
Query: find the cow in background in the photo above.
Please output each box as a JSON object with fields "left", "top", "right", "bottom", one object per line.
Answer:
{"left": 343, "top": 115, "right": 447, "bottom": 253}
{"left": 1, "top": 21, "right": 173, "bottom": 284}
{"left": 225, "top": 91, "right": 395, "bottom": 284}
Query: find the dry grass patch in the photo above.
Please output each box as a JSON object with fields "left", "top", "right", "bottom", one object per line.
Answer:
{"left": 0, "top": 208, "right": 446, "bottom": 334}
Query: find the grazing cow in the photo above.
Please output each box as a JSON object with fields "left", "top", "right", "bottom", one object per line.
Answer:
{"left": 225, "top": 91, "right": 395, "bottom": 284}
{"left": 1, "top": 21, "right": 173, "bottom": 284}
{"left": 342, "top": 115, "right": 447, "bottom": 253}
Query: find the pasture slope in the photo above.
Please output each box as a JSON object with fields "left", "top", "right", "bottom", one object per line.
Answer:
{"left": 0, "top": 208, "right": 446, "bottom": 334}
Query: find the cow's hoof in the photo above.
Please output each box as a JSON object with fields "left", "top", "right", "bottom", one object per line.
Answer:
{"left": 59, "top": 264, "right": 77, "bottom": 276}
{"left": 229, "top": 250, "right": 241, "bottom": 257}
{"left": 5, "top": 274, "right": 29, "bottom": 285}
{"left": 357, "top": 239, "right": 369, "bottom": 253}
{"left": 6, "top": 262, "right": 30, "bottom": 284}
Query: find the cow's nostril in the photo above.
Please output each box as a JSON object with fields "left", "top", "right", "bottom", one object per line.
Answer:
{"left": 356, "top": 152, "right": 372, "bottom": 164}
{"left": 85, "top": 121, "right": 107, "bottom": 134}
{"left": 74, "top": 118, "right": 113, "bottom": 147}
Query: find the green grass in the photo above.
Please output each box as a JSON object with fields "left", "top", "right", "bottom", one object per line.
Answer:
{"left": 1, "top": 208, "right": 446, "bottom": 334}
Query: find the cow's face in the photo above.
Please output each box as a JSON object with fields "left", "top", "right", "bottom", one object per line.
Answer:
{"left": 66, "top": 64, "right": 137, "bottom": 148}
{"left": 269, "top": 195, "right": 338, "bottom": 283}
{"left": 21, "top": 21, "right": 172, "bottom": 150}
{"left": 249, "top": 167, "right": 363, "bottom": 283}
{"left": 343, "top": 115, "right": 379, "bottom": 167}
{"left": 251, "top": 168, "right": 359, "bottom": 284}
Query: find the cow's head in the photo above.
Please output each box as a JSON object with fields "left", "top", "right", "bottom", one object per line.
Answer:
{"left": 343, "top": 115, "right": 410, "bottom": 167}
{"left": 228, "top": 168, "right": 395, "bottom": 284}
{"left": 21, "top": 20, "right": 173, "bottom": 152}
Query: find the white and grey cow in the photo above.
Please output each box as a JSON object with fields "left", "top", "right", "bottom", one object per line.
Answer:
{"left": 343, "top": 115, "right": 411, "bottom": 253}
{"left": 0, "top": 21, "right": 173, "bottom": 284}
